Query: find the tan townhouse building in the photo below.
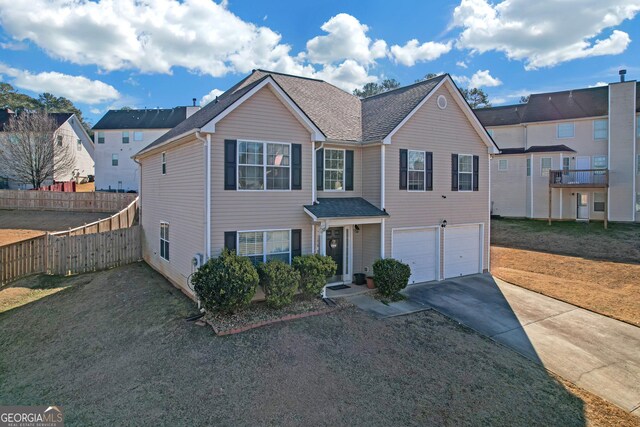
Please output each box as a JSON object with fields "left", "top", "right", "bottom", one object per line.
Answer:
{"left": 476, "top": 71, "right": 639, "bottom": 224}
{"left": 134, "top": 70, "right": 498, "bottom": 298}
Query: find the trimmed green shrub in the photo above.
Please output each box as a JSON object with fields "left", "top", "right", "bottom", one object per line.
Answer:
{"left": 192, "top": 249, "right": 259, "bottom": 313}
{"left": 258, "top": 260, "right": 300, "bottom": 309}
{"left": 372, "top": 258, "right": 411, "bottom": 297}
{"left": 292, "top": 254, "right": 337, "bottom": 297}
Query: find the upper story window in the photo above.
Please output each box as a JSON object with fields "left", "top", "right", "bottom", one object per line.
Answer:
{"left": 97, "top": 132, "right": 105, "bottom": 144}
{"left": 593, "top": 119, "right": 608, "bottom": 140}
{"left": 238, "top": 141, "right": 290, "bottom": 191}
{"left": 458, "top": 154, "right": 473, "bottom": 191}
{"left": 160, "top": 222, "right": 170, "bottom": 261}
{"left": 57, "top": 135, "right": 63, "bottom": 146}
{"left": 593, "top": 155, "right": 607, "bottom": 174}
{"left": 324, "top": 149, "right": 344, "bottom": 191}
{"left": 77, "top": 139, "right": 82, "bottom": 151}
{"left": 408, "top": 150, "right": 425, "bottom": 191}
{"left": 541, "top": 157, "right": 552, "bottom": 176}
{"left": 526, "top": 158, "right": 531, "bottom": 176}
{"left": 112, "top": 154, "right": 119, "bottom": 166}
{"left": 637, "top": 154, "right": 640, "bottom": 175}
{"left": 161, "top": 152, "right": 166, "bottom": 175}
{"left": 133, "top": 131, "right": 143, "bottom": 142}
{"left": 557, "top": 123, "right": 575, "bottom": 139}
{"left": 637, "top": 116, "right": 640, "bottom": 137}
{"left": 122, "top": 131, "right": 129, "bottom": 144}
{"left": 562, "top": 157, "right": 570, "bottom": 174}
{"left": 498, "top": 159, "right": 508, "bottom": 171}
{"left": 239, "top": 230, "right": 290, "bottom": 265}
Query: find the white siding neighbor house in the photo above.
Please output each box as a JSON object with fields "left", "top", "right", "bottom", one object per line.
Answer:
{"left": 0, "top": 109, "right": 94, "bottom": 189}
{"left": 476, "top": 70, "right": 639, "bottom": 224}
{"left": 92, "top": 104, "right": 199, "bottom": 192}
{"left": 134, "top": 70, "right": 498, "bottom": 298}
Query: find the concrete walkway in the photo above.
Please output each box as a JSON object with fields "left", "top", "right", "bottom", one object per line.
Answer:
{"left": 399, "top": 274, "right": 640, "bottom": 416}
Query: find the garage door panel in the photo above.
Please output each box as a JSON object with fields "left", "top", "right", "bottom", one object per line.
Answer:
{"left": 444, "top": 225, "right": 482, "bottom": 279}
{"left": 392, "top": 228, "right": 438, "bottom": 284}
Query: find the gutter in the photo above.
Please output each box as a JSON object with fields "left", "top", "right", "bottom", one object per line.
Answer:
{"left": 135, "top": 128, "right": 199, "bottom": 159}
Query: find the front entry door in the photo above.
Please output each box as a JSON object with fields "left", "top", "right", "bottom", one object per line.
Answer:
{"left": 326, "top": 227, "right": 343, "bottom": 281}
{"left": 577, "top": 193, "right": 589, "bottom": 220}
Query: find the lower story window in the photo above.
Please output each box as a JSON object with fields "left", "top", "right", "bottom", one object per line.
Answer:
{"left": 239, "top": 230, "right": 290, "bottom": 264}
{"left": 593, "top": 192, "right": 605, "bottom": 212}
{"left": 160, "top": 222, "right": 170, "bottom": 260}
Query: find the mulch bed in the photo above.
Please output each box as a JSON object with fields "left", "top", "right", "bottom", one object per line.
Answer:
{"left": 205, "top": 296, "right": 344, "bottom": 336}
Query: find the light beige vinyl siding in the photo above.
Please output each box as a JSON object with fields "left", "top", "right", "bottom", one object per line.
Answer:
{"left": 361, "top": 145, "right": 381, "bottom": 208}
{"left": 385, "top": 83, "right": 490, "bottom": 272}
{"left": 360, "top": 224, "right": 380, "bottom": 274}
{"left": 526, "top": 118, "right": 608, "bottom": 156}
{"left": 140, "top": 139, "right": 205, "bottom": 294}
{"left": 318, "top": 143, "right": 362, "bottom": 197}
{"left": 531, "top": 153, "right": 562, "bottom": 219}
{"left": 490, "top": 155, "right": 528, "bottom": 217}
{"left": 209, "top": 85, "right": 313, "bottom": 256}
{"left": 489, "top": 125, "right": 525, "bottom": 148}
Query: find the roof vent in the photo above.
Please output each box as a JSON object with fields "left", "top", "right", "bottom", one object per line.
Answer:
{"left": 619, "top": 69, "right": 627, "bottom": 82}
{"left": 192, "top": 98, "right": 196, "bottom": 107}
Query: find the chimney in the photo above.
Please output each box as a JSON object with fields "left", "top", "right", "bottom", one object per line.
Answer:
{"left": 619, "top": 69, "right": 626, "bottom": 82}
{"left": 192, "top": 98, "right": 196, "bottom": 107}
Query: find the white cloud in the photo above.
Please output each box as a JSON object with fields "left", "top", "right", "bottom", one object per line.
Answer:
{"left": 200, "top": 88, "right": 224, "bottom": 106}
{"left": 306, "top": 14, "right": 387, "bottom": 64}
{"left": 0, "top": 63, "right": 120, "bottom": 104}
{"left": 456, "top": 61, "right": 468, "bottom": 69}
{"left": 0, "top": 41, "right": 28, "bottom": 51}
{"left": 90, "top": 108, "right": 103, "bottom": 114}
{"left": 390, "top": 39, "right": 452, "bottom": 66}
{"left": 314, "top": 60, "right": 377, "bottom": 93}
{"left": 452, "top": 0, "right": 640, "bottom": 69}
{"left": 589, "top": 81, "right": 608, "bottom": 88}
{"left": 452, "top": 69, "right": 502, "bottom": 88}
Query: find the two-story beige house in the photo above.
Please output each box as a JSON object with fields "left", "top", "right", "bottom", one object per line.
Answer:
{"left": 134, "top": 70, "right": 498, "bottom": 297}
{"left": 476, "top": 71, "right": 639, "bottom": 224}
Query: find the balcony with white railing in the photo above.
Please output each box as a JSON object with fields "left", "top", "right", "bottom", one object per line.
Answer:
{"left": 549, "top": 169, "right": 608, "bottom": 188}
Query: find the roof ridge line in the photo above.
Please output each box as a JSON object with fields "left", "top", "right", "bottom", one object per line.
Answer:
{"left": 361, "top": 74, "right": 447, "bottom": 100}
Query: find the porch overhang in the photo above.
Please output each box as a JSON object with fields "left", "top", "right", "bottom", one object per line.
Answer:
{"left": 303, "top": 197, "right": 389, "bottom": 224}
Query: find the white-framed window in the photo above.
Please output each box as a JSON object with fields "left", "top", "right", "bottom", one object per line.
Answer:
{"left": 637, "top": 116, "right": 640, "bottom": 137}
{"left": 593, "top": 193, "right": 605, "bottom": 212}
{"left": 562, "top": 157, "right": 570, "bottom": 173}
{"left": 133, "top": 131, "right": 143, "bottom": 142}
{"left": 238, "top": 230, "right": 290, "bottom": 265}
{"left": 526, "top": 158, "right": 531, "bottom": 177}
{"left": 541, "top": 157, "right": 552, "bottom": 176}
{"left": 408, "top": 150, "right": 425, "bottom": 191}
{"left": 160, "top": 222, "right": 170, "bottom": 261}
{"left": 112, "top": 154, "right": 118, "bottom": 166}
{"left": 593, "top": 155, "right": 607, "bottom": 174}
{"left": 324, "top": 148, "right": 345, "bottom": 191}
{"left": 458, "top": 154, "right": 473, "bottom": 191}
{"left": 557, "top": 122, "right": 575, "bottom": 139}
{"left": 498, "top": 159, "right": 508, "bottom": 171}
{"left": 636, "top": 193, "right": 640, "bottom": 213}
{"left": 238, "top": 141, "right": 290, "bottom": 191}
{"left": 97, "top": 131, "right": 105, "bottom": 144}
{"left": 161, "top": 152, "right": 166, "bottom": 175}
{"left": 77, "top": 139, "right": 82, "bottom": 151}
{"left": 122, "top": 131, "right": 129, "bottom": 144}
{"left": 56, "top": 135, "right": 63, "bottom": 146}
{"left": 593, "top": 119, "right": 608, "bottom": 140}
{"left": 636, "top": 154, "right": 640, "bottom": 175}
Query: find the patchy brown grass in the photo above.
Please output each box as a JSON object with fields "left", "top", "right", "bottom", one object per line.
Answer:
{"left": 0, "top": 229, "right": 45, "bottom": 246}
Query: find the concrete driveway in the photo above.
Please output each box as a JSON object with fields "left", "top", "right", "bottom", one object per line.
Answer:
{"left": 402, "top": 274, "right": 640, "bottom": 416}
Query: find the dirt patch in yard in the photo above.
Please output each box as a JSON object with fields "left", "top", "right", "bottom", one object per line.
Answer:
{"left": 491, "top": 246, "right": 640, "bottom": 326}
{"left": 0, "top": 229, "right": 45, "bottom": 246}
{"left": 1, "top": 263, "right": 638, "bottom": 426}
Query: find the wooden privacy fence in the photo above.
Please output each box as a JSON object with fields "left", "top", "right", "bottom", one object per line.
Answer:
{"left": 0, "top": 190, "right": 136, "bottom": 213}
{"left": 52, "top": 197, "right": 139, "bottom": 237}
{"left": 0, "top": 226, "right": 141, "bottom": 285}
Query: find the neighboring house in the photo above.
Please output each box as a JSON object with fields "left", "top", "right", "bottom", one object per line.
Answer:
{"left": 476, "top": 71, "right": 639, "bottom": 223}
{"left": 0, "top": 109, "right": 94, "bottom": 189}
{"left": 134, "top": 70, "right": 498, "bottom": 298}
{"left": 92, "top": 104, "right": 199, "bottom": 192}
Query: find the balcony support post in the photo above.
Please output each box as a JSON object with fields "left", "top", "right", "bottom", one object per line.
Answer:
{"left": 604, "top": 187, "right": 608, "bottom": 230}
{"left": 548, "top": 187, "right": 552, "bottom": 226}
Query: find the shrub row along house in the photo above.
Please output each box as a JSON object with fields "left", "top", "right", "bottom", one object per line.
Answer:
{"left": 0, "top": 109, "right": 94, "bottom": 189}
{"left": 92, "top": 103, "right": 200, "bottom": 192}
{"left": 133, "top": 70, "right": 498, "bottom": 298}
{"left": 476, "top": 71, "right": 639, "bottom": 224}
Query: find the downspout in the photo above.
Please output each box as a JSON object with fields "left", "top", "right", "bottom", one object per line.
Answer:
{"left": 195, "top": 131, "right": 211, "bottom": 260}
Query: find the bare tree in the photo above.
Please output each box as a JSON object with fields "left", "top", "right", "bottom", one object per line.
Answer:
{"left": 0, "top": 110, "right": 76, "bottom": 189}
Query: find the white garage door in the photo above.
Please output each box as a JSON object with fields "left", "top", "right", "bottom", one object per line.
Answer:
{"left": 392, "top": 228, "right": 438, "bottom": 284}
{"left": 444, "top": 224, "right": 482, "bottom": 279}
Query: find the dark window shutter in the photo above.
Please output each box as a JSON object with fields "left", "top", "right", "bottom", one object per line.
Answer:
{"left": 425, "top": 152, "right": 433, "bottom": 191}
{"left": 291, "top": 144, "right": 302, "bottom": 190}
{"left": 451, "top": 154, "right": 458, "bottom": 191}
{"left": 316, "top": 148, "right": 324, "bottom": 191}
{"left": 345, "top": 150, "right": 354, "bottom": 191}
{"left": 473, "top": 155, "right": 479, "bottom": 191}
{"left": 399, "top": 149, "right": 408, "bottom": 190}
{"left": 291, "top": 229, "right": 302, "bottom": 260}
{"left": 224, "top": 139, "right": 237, "bottom": 190}
{"left": 224, "top": 231, "right": 237, "bottom": 253}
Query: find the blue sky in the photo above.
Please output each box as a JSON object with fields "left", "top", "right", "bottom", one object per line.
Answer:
{"left": 0, "top": 0, "right": 639, "bottom": 125}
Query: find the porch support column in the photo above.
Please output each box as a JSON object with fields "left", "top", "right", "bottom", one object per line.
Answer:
{"left": 320, "top": 224, "right": 327, "bottom": 256}
{"left": 604, "top": 187, "right": 608, "bottom": 229}
{"left": 380, "top": 218, "right": 385, "bottom": 258}
{"left": 311, "top": 223, "right": 315, "bottom": 254}
{"left": 548, "top": 187, "right": 552, "bottom": 225}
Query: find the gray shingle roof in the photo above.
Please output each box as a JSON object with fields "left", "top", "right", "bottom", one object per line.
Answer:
{"left": 93, "top": 107, "right": 188, "bottom": 130}
{"left": 304, "top": 197, "right": 389, "bottom": 219}
{"left": 499, "top": 144, "right": 576, "bottom": 155}
{"left": 361, "top": 75, "right": 446, "bottom": 142}
{"left": 476, "top": 82, "right": 640, "bottom": 127}
{"left": 0, "top": 109, "right": 72, "bottom": 131}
